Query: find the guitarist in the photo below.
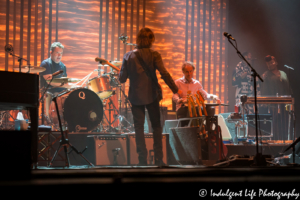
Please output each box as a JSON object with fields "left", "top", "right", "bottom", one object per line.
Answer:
{"left": 118, "top": 27, "right": 182, "bottom": 166}
{"left": 172, "top": 61, "right": 221, "bottom": 119}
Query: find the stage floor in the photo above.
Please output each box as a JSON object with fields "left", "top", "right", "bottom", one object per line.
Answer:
{"left": 1, "top": 165, "right": 300, "bottom": 198}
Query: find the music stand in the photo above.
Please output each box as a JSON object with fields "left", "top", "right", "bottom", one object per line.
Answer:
{"left": 49, "top": 93, "right": 94, "bottom": 167}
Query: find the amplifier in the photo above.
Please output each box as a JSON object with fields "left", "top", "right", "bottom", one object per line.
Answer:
{"left": 247, "top": 114, "right": 273, "bottom": 137}
{"left": 93, "top": 135, "right": 128, "bottom": 166}
{"left": 127, "top": 133, "right": 168, "bottom": 165}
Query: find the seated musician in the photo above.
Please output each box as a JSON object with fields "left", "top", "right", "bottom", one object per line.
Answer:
{"left": 39, "top": 42, "right": 67, "bottom": 94}
{"left": 172, "top": 61, "right": 220, "bottom": 119}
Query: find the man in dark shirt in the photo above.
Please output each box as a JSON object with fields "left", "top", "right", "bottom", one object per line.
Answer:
{"left": 39, "top": 42, "right": 67, "bottom": 94}
{"left": 119, "top": 27, "right": 182, "bottom": 166}
{"left": 261, "top": 55, "right": 292, "bottom": 140}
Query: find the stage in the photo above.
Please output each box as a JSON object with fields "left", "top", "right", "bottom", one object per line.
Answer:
{"left": 1, "top": 165, "right": 300, "bottom": 198}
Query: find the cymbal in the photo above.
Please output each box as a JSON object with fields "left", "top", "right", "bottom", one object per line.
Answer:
{"left": 206, "top": 103, "right": 229, "bottom": 106}
{"left": 14, "top": 66, "right": 46, "bottom": 73}
{"left": 51, "top": 84, "right": 81, "bottom": 89}
{"left": 94, "top": 69, "right": 105, "bottom": 72}
{"left": 102, "top": 72, "right": 119, "bottom": 76}
{"left": 110, "top": 61, "right": 122, "bottom": 66}
{"left": 47, "top": 77, "right": 81, "bottom": 83}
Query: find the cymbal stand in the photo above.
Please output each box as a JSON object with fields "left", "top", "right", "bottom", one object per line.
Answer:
{"left": 49, "top": 94, "right": 94, "bottom": 167}
{"left": 102, "top": 97, "right": 120, "bottom": 133}
{"left": 111, "top": 76, "right": 134, "bottom": 132}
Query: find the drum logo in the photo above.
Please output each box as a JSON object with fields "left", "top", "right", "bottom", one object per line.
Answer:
{"left": 79, "top": 91, "right": 85, "bottom": 99}
{"left": 76, "top": 125, "right": 87, "bottom": 132}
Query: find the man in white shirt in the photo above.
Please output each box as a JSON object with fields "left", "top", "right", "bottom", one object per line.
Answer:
{"left": 172, "top": 61, "right": 220, "bottom": 118}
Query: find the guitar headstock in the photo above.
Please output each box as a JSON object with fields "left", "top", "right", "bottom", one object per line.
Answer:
{"left": 197, "top": 90, "right": 205, "bottom": 102}
{"left": 95, "top": 57, "right": 108, "bottom": 64}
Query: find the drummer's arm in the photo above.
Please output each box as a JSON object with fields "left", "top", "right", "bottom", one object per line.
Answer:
{"left": 39, "top": 60, "right": 50, "bottom": 89}
{"left": 119, "top": 58, "right": 128, "bottom": 83}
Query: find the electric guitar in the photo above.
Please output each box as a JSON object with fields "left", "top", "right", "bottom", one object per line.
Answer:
{"left": 95, "top": 57, "right": 121, "bottom": 72}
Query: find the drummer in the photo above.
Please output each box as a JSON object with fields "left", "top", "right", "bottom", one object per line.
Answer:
{"left": 172, "top": 61, "right": 221, "bottom": 118}
{"left": 39, "top": 42, "right": 67, "bottom": 94}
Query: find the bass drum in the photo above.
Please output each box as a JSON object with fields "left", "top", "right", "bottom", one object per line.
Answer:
{"left": 49, "top": 88, "right": 103, "bottom": 132}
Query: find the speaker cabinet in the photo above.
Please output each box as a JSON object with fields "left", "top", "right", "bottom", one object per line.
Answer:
{"left": 169, "top": 127, "right": 204, "bottom": 164}
{"left": 93, "top": 135, "right": 128, "bottom": 166}
{"left": 0, "top": 131, "right": 31, "bottom": 180}
{"left": 127, "top": 133, "right": 168, "bottom": 165}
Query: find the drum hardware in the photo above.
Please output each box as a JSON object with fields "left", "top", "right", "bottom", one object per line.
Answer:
{"left": 88, "top": 76, "right": 115, "bottom": 100}
{"left": 104, "top": 70, "right": 133, "bottom": 133}
{"left": 49, "top": 94, "right": 94, "bottom": 167}
{"left": 101, "top": 98, "right": 120, "bottom": 133}
{"left": 94, "top": 57, "right": 133, "bottom": 133}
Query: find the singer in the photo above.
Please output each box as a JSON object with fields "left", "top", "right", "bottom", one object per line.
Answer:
{"left": 118, "top": 27, "right": 182, "bottom": 166}
{"left": 39, "top": 42, "right": 67, "bottom": 94}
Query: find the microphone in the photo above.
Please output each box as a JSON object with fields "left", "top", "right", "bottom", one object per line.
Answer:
{"left": 4, "top": 44, "right": 13, "bottom": 53}
{"left": 223, "top": 32, "right": 235, "bottom": 41}
{"left": 284, "top": 65, "right": 294, "bottom": 70}
{"left": 52, "top": 70, "right": 64, "bottom": 76}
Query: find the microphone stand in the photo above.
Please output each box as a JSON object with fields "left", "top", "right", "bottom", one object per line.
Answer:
{"left": 7, "top": 52, "right": 28, "bottom": 73}
{"left": 226, "top": 37, "right": 265, "bottom": 166}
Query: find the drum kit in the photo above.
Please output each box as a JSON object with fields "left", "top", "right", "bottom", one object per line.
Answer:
{"left": 39, "top": 59, "right": 133, "bottom": 133}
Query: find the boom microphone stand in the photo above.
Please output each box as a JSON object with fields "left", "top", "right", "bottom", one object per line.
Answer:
{"left": 224, "top": 32, "right": 265, "bottom": 166}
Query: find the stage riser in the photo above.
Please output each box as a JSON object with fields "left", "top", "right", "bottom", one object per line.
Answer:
{"left": 37, "top": 132, "right": 295, "bottom": 166}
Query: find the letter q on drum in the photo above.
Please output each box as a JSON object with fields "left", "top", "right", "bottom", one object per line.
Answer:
{"left": 79, "top": 91, "right": 86, "bottom": 99}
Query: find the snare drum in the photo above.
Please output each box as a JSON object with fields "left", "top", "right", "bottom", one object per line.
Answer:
{"left": 88, "top": 76, "right": 114, "bottom": 100}
{"left": 49, "top": 88, "right": 103, "bottom": 132}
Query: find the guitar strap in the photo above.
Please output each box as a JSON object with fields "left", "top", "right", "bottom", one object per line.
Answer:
{"left": 134, "top": 51, "right": 162, "bottom": 100}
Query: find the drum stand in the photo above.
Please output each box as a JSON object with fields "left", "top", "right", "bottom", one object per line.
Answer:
{"left": 49, "top": 95, "right": 94, "bottom": 167}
